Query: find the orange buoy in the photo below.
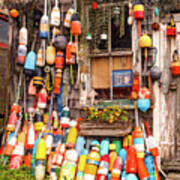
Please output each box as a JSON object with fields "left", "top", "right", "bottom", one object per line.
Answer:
{"left": 10, "top": 9, "right": 19, "bottom": 18}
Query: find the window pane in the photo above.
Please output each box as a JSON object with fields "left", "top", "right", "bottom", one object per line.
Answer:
{"left": 111, "top": 5, "right": 131, "bottom": 50}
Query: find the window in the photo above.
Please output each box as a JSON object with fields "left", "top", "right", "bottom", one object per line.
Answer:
{"left": 86, "top": 1, "right": 131, "bottom": 54}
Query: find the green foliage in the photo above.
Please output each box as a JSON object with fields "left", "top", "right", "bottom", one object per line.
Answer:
{"left": 0, "top": 156, "right": 52, "bottom": 180}
{"left": 84, "top": 105, "right": 129, "bottom": 123}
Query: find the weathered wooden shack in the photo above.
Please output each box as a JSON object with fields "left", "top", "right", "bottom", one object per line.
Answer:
{"left": 1, "top": 0, "right": 180, "bottom": 177}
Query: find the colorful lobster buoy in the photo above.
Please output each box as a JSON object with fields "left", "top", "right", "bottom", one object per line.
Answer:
{"left": 138, "top": 87, "right": 151, "bottom": 112}
{"left": 40, "top": 0, "right": 49, "bottom": 39}
{"left": 55, "top": 51, "right": 64, "bottom": 69}
{"left": 51, "top": 0, "right": 60, "bottom": 27}
{"left": 4, "top": 134, "right": 17, "bottom": 157}
{"left": 96, "top": 154, "right": 110, "bottom": 180}
{"left": 46, "top": 44, "right": 56, "bottom": 65}
{"left": 126, "top": 174, "right": 138, "bottom": 180}
{"left": 84, "top": 141, "right": 101, "bottom": 180}
{"left": 10, "top": 9, "right": 19, "bottom": 18}
{"left": 66, "top": 126, "right": 78, "bottom": 148}
{"left": 37, "top": 87, "right": 48, "bottom": 109}
{"left": 171, "top": 50, "right": 180, "bottom": 76}
{"left": 109, "top": 144, "right": 117, "bottom": 173}
{"left": 33, "top": 67, "right": 44, "bottom": 91}
{"left": 112, "top": 140, "right": 121, "bottom": 154}
{"left": 139, "top": 33, "right": 152, "bottom": 73}
{"left": 54, "top": 35, "right": 68, "bottom": 50}
{"left": 64, "top": 8, "right": 75, "bottom": 28}
{"left": 36, "top": 46, "right": 45, "bottom": 67}
{"left": 45, "top": 132, "right": 53, "bottom": 155}
{"left": 110, "top": 156, "right": 123, "bottom": 180}
{"left": 133, "top": 127, "right": 145, "bottom": 153}
{"left": 144, "top": 152, "right": 156, "bottom": 180}
{"left": 9, "top": 132, "right": 25, "bottom": 169}
{"left": 35, "top": 138, "right": 46, "bottom": 180}
{"left": 150, "top": 66, "right": 162, "bottom": 81}
{"left": 100, "top": 138, "right": 110, "bottom": 156}
{"left": 54, "top": 69, "right": 62, "bottom": 95}
{"left": 17, "top": 45, "right": 27, "bottom": 65}
{"left": 75, "top": 136, "right": 86, "bottom": 156}
{"left": 24, "top": 51, "right": 36, "bottom": 76}
{"left": 119, "top": 148, "right": 127, "bottom": 170}
{"left": 59, "top": 149, "right": 78, "bottom": 180}
{"left": 34, "top": 109, "right": 44, "bottom": 132}
{"left": 126, "top": 146, "right": 137, "bottom": 174}
{"left": 52, "top": 143, "right": 66, "bottom": 166}
{"left": 76, "top": 149, "right": 88, "bottom": 180}
{"left": 60, "top": 106, "right": 70, "bottom": 128}
{"left": 7, "top": 103, "right": 20, "bottom": 132}
{"left": 71, "top": 13, "right": 81, "bottom": 36}
{"left": 167, "top": 14, "right": 176, "bottom": 37}
{"left": 19, "top": 25, "right": 28, "bottom": 46}
{"left": 134, "top": 0, "right": 144, "bottom": 37}
{"left": 66, "top": 41, "right": 76, "bottom": 65}
{"left": 128, "top": 2, "right": 133, "bottom": 25}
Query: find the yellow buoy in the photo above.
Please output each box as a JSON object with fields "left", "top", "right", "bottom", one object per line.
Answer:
{"left": 36, "top": 138, "right": 47, "bottom": 160}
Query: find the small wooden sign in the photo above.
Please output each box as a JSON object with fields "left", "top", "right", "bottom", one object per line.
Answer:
{"left": 112, "top": 70, "right": 133, "bottom": 87}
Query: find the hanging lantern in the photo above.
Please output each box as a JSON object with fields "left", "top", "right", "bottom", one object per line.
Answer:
{"left": 71, "top": 13, "right": 81, "bottom": 36}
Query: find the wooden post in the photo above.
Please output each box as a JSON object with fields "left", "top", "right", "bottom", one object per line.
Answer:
{"left": 1, "top": 18, "right": 13, "bottom": 145}
{"left": 108, "top": 8, "right": 113, "bottom": 100}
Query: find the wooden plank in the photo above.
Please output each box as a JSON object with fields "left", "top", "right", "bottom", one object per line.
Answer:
{"left": 91, "top": 57, "right": 110, "bottom": 89}
{"left": 90, "top": 51, "right": 133, "bottom": 58}
{"left": 113, "top": 56, "right": 132, "bottom": 70}
{"left": 80, "top": 125, "right": 133, "bottom": 137}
